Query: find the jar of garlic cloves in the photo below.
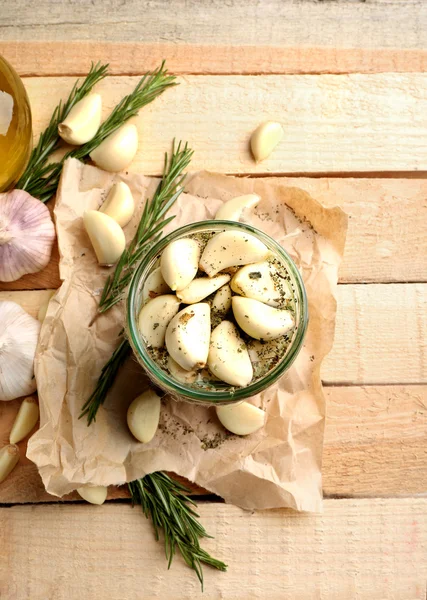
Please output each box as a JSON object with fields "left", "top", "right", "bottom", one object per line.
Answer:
{"left": 0, "top": 56, "right": 32, "bottom": 192}
{"left": 127, "top": 220, "right": 308, "bottom": 406}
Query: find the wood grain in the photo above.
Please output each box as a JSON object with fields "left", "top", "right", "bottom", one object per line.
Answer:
{"left": 1, "top": 0, "right": 426, "bottom": 50}
{"left": 24, "top": 74, "right": 427, "bottom": 175}
{"left": 3, "top": 282, "right": 427, "bottom": 386}
{"left": 2, "top": 177, "right": 426, "bottom": 290}
{"left": 1, "top": 499, "right": 426, "bottom": 599}
{"left": 4, "top": 41, "right": 427, "bottom": 76}
{"left": 325, "top": 283, "right": 427, "bottom": 385}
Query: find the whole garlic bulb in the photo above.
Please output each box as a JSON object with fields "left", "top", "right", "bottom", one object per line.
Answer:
{"left": 0, "top": 301, "right": 41, "bottom": 401}
{"left": 0, "top": 189, "right": 56, "bottom": 282}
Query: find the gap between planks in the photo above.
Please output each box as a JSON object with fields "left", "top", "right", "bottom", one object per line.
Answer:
{"left": 1, "top": 499, "right": 426, "bottom": 600}
{"left": 3, "top": 42, "right": 427, "bottom": 76}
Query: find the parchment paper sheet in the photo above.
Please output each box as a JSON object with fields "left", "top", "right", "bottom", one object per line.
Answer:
{"left": 27, "top": 158, "right": 347, "bottom": 511}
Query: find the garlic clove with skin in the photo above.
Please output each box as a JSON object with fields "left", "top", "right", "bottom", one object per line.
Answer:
{"left": 199, "top": 231, "right": 269, "bottom": 277}
{"left": 214, "top": 194, "right": 261, "bottom": 222}
{"left": 176, "top": 274, "right": 230, "bottom": 304}
{"left": 138, "top": 295, "right": 180, "bottom": 348}
{"left": 160, "top": 238, "right": 200, "bottom": 291}
{"left": 208, "top": 321, "right": 253, "bottom": 387}
{"left": 89, "top": 123, "right": 138, "bottom": 172}
{"left": 232, "top": 296, "right": 294, "bottom": 341}
{"left": 99, "top": 181, "right": 135, "bottom": 227}
{"left": 77, "top": 486, "right": 108, "bottom": 505}
{"left": 83, "top": 210, "right": 126, "bottom": 266}
{"left": 141, "top": 267, "right": 171, "bottom": 304}
{"left": 165, "top": 303, "right": 211, "bottom": 371}
{"left": 216, "top": 402, "right": 265, "bottom": 436}
{"left": 127, "top": 390, "right": 161, "bottom": 443}
{"left": 0, "top": 444, "right": 20, "bottom": 483}
{"left": 231, "top": 261, "right": 290, "bottom": 307}
{"left": 250, "top": 121, "right": 284, "bottom": 163}
{"left": 0, "top": 190, "right": 55, "bottom": 282}
{"left": 58, "top": 93, "right": 102, "bottom": 145}
{"left": 10, "top": 396, "right": 39, "bottom": 444}
{"left": 0, "top": 301, "right": 40, "bottom": 401}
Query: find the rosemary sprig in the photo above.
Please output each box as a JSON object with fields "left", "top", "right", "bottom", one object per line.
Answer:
{"left": 79, "top": 140, "right": 193, "bottom": 424}
{"left": 129, "top": 473, "right": 227, "bottom": 588}
{"left": 99, "top": 140, "right": 193, "bottom": 313}
{"left": 32, "top": 61, "right": 178, "bottom": 203}
{"left": 16, "top": 62, "right": 109, "bottom": 196}
{"left": 79, "top": 336, "right": 131, "bottom": 424}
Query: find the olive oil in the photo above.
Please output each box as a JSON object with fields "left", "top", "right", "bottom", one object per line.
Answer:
{"left": 0, "top": 56, "right": 32, "bottom": 192}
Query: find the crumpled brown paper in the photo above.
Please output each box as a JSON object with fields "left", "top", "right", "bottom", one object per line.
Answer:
{"left": 27, "top": 158, "right": 347, "bottom": 511}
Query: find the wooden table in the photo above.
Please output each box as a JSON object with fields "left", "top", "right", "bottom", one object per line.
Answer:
{"left": 1, "top": 8, "right": 427, "bottom": 596}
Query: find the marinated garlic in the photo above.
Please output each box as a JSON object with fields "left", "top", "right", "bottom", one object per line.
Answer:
{"left": 140, "top": 227, "right": 297, "bottom": 394}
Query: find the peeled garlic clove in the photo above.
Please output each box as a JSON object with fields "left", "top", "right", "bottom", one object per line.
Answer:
{"left": 160, "top": 238, "right": 200, "bottom": 291}
{"left": 58, "top": 93, "right": 102, "bottom": 145}
{"left": 208, "top": 321, "right": 253, "bottom": 387}
{"left": 199, "top": 231, "right": 269, "bottom": 277}
{"left": 89, "top": 123, "right": 138, "bottom": 172}
{"left": 231, "top": 261, "right": 290, "bottom": 307}
{"left": 177, "top": 274, "right": 230, "bottom": 304}
{"left": 0, "top": 444, "right": 20, "bottom": 483}
{"left": 232, "top": 296, "right": 294, "bottom": 341}
{"left": 212, "top": 284, "right": 232, "bottom": 315}
{"left": 77, "top": 486, "right": 108, "bottom": 505}
{"left": 216, "top": 402, "right": 265, "bottom": 436}
{"left": 83, "top": 210, "right": 126, "bottom": 266}
{"left": 127, "top": 389, "right": 161, "bottom": 443}
{"left": 215, "top": 194, "right": 261, "bottom": 222}
{"left": 250, "top": 121, "right": 283, "bottom": 162}
{"left": 99, "top": 181, "right": 135, "bottom": 227}
{"left": 37, "top": 290, "right": 56, "bottom": 323}
{"left": 165, "top": 303, "right": 211, "bottom": 370}
{"left": 167, "top": 355, "right": 197, "bottom": 384}
{"left": 138, "top": 295, "right": 180, "bottom": 348}
{"left": 0, "top": 301, "right": 40, "bottom": 401}
{"left": 142, "top": 267, "right": 171, "bottom": 303}
{"left": 9, "top": 396, "right": 39, "bottom": 444}
{"left": 0, "top": 189, "right": 56, "bottom": 282}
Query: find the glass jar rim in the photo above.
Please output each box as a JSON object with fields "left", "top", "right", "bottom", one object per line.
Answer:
{"left": 127, "top": 220, "right": 308, "bottom": 404}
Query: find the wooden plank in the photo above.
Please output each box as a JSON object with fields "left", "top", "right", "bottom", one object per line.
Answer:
{"left": 1, "top": 0, "right": 426, "bottom": 50}
{"left": 3, "top": 283, "right": 427, "bottom": 384}
{"left": 1, "top": 499, "right": 426, "bottom": 599}
{"left": 322, "top": 384, "right": 427, "bottom": 497}
{"left": 24, "top": 74, "right": 427, "bottom": 175}
{"left": 1, "top": 384, "right": 425, "bottom": 503}
{"left": 325, "top": 283, "right": 427, "bottom": 385}
{"left": 4, "top": 41, "right": 427, "bottom": 76}
{"left": 3, "top": 177, "right": 427, "bottom": 289}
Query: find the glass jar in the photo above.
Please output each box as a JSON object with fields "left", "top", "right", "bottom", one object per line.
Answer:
{"left": 127, "top": 220, "right": 308, "bottom": 405}
{"left": 0, "top": 56, "right": 32, "bottom": 192}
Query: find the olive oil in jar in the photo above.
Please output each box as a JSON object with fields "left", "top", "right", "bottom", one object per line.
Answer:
{"left": 0, "top": 56, "right": 32, "bottom": 192}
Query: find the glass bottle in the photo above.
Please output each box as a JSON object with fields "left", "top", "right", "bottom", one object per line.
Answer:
{"left": 0, "top": 56, "right": 32, "bottom": 192}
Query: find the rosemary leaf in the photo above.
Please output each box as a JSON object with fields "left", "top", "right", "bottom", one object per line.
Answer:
{"left": 34, "top": 61, "right": 178, "bottom": 204}
{"left": 16, "top": 62, "right": 109, "bottom": 196}
{"left": 98, "top": 140, "right": 193, "bottom": 314}
{"left": 79, "top": 336, "right": 130, "bottom": 424}
{"left": 80, "top": 140, "right": 193, "bottom": 424}
{"left": 129, "top": 473, "right": 227, "bottom": 589}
